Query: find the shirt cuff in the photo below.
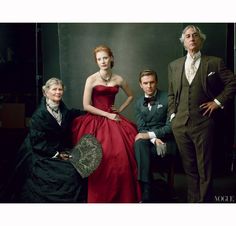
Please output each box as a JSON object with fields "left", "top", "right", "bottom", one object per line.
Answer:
{"left": 150, "top": 138, "right": 156, "bottom": 145}
{"left": 214, "top": 99, "right": 224, "bottom": 109}
{"left": 148, "top": 131, "right": 156, "bottom": 139}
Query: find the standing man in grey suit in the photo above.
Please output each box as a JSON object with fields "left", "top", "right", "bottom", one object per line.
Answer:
{"left": 168, "top": 25, "right": 236, "bottom": 202}
{"left": 134, "top": 69, "right": 174, "bottom": 202}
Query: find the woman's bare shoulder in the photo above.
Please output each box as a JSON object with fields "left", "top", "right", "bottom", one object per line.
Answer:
{"left": 113, "top": 73, "right": 124, "bottom": 84}
{"left": 86, "top": 72, "right": 98, "bottom": 83}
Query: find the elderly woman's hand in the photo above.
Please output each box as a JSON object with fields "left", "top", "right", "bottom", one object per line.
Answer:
{"left": 59, "top": 151, "right": 71, "bottom": 160}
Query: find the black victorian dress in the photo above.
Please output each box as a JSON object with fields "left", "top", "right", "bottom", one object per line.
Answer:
{"left": 11, "top": 97, "right": 86, "bottom": 203}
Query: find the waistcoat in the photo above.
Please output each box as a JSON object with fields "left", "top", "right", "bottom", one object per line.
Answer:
{"left": 176, "top": 69, "right": 210, "bottom": 125}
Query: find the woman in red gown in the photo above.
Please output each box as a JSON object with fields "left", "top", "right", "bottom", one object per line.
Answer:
{"left": 71, "top": 45, "right": 141, "bottom": 203}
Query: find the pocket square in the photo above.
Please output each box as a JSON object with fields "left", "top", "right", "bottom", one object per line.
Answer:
{"left": 157, "top": 104, "right": 163, "bottom": 109}
{"left": 207, "top": 72, "right": 215, "bottom": 77}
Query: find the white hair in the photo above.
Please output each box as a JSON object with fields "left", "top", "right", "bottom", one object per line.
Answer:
{"left": 42, "top": 77, "right": 65, "bottom": 96}
{"left": 179, "top": 25, "right": 206, "bottom": 49}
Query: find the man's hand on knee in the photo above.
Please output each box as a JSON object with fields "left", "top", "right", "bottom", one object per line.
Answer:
{"left": 135, "top": 132, "right": 150, "bottom": 141}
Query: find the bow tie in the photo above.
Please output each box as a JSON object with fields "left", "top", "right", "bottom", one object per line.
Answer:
{"left": 143, "top": 96, "right": 156, "bottom": 107}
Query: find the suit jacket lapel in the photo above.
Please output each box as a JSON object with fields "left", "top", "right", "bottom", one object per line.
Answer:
{"left": 199, "top": 55, "right": 209, "bottom": 95}
{"left": 177, "top": 57, "right": 185, "bottom": 87}
{"left": 174, "top": 57, "right": 186, "bottom": 107}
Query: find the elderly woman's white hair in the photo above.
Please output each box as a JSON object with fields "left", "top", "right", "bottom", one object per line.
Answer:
{"left": 42, "top": 77, "right": 65, "bottom": 96}
{"left": 179, "top": 25, "right": 206, "bottom": 50}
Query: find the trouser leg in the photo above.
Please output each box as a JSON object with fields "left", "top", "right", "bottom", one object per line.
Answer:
{"left": 134, "top": 139, "right": 153, "bottom": 183}
{"left": 172, "top": 119, "right": 214, "bottom": 202}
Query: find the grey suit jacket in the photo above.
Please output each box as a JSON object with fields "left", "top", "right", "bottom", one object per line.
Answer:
{"left": 168, "top": 55, "right": 236, "bottom": 117}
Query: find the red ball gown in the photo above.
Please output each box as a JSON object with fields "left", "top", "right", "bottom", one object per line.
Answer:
{"left": 72, "top": 85, "right": 141, "bottom": 203}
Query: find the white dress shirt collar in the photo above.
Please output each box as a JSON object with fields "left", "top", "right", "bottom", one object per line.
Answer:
{"left": 186, "top": 51, "right": 201, "bottom": 61}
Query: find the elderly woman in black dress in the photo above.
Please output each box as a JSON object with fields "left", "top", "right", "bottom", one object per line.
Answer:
{"left": 11, "top": 77, "right": 86, "bottom": 202}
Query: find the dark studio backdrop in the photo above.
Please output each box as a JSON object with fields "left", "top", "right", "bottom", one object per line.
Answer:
{"left": 41, "top": 23, "right": 235, "bottom": 174}
{"left": 0, "top": 23, "right": 235, "bottom": 200}
{"left": 41, "top": 23, "right": 233, "bottom": 120}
